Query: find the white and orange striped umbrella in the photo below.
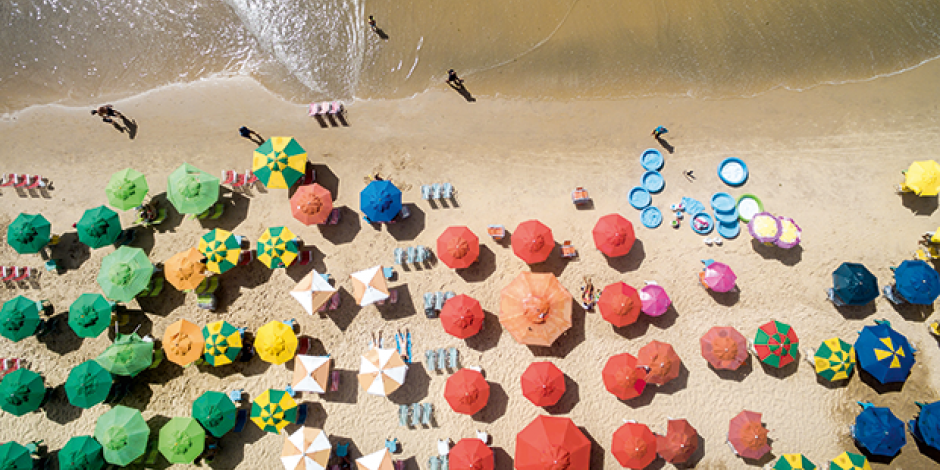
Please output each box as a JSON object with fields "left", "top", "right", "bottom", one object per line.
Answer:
{"left": 293, "top": 355, "right": 331, "bottom": 394}
{"left": 357, "top": 347, "right": 408, "bottom": 397}
{"left": 281, "top": 427, "right": 331, "bottom": 470}
{"left": 350, "top": 266, "right": 389, "bottom": 306}
{"left": 356, "top": 449, "right": 394, "bottom": 470}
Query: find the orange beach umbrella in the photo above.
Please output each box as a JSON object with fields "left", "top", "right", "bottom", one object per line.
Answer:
{"left": 437, "top": 226, "right": 479, "bottom": 269}
{"left": 611, "top": 422, "right": 657, "bottom": 469}
{"left": 602, "top": 353, "right": 647, "bottom": 400}
{"left": 164, "top": 248, "right": 207, "bottom": 291}
{"left": 350, "top": 266, "right": 389, "bottom": 307}
{"left": 637, "top": 340, "right": 682, "bottom": 385}
{"left": 444, "top": 369, "right": 490, "bottom": 415}
{"left": 358, "top": 347, "right": 408, "bottom": 397}
{"left": 598, "top": 282, "right": 642, "bottom": 327}
{"left": 499, "top": 272, "right": 572, "bottom": 346}
{"left": 512, "top": 220, "right": 554, "bottom": 264}
{"left": 728, "top": 410, "right": 770, "bottom": 460}
{"left": 163, "top": 319, "right": 204, "bottom": 366}
{"left": 515, "top": 416, "right": 591, "bottom": 470}
{"left": 700, "top": 326, "right": 749, "bottom": 370}
{"left": 592, "top": 214, "right": 636, "bottom": 257}
{"left": 291, "top": 183, "right": 333, "bottom": 225}
{"left": 656, "top": 418, "right": 699, "bottom": 464}
{"left": 440, "top": 295, "right": 485, "bottom": 339}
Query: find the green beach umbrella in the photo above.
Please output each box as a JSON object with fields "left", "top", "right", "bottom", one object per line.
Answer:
{"left": 0, "top": 296, "right": 42, "bottom": 342}
{"left": 94, "top": 405, "right": 149, "bottom": 466}
{"left": 192, "top": 390, "right": 238, "bottom": 437}
{"left": 58, "top": 435, "right": 105, "bottom": 470}
{"left": 0, "top": 369, "right": 46, "bottom": 416}
{"left": 0, "top": 441, "right": 32, "bottom": 470}
{"left": 96, "top": 332, "right": 154, "bottom": 377}
{"left": 158, "top": 417, "right": 205, "bottom": 464}
{"left": 97, "top": 246, "right": 153, "bottom": 302}
{"left": 7, "top": 213, "right": 51, "bottom": 254}
{"left": 167, "top": 163, "right": 220, "bottom": 215}
{"left": 68, "top": 293, "right": 113, "bottom": 338}
{"left": 76, "top": 205, "right": 122, "bottom": 249}
{"left": 65, "top": 360, "right": 113, "bottom": 409}
{"left": 106, "top": 168, "right": 149, "bottom": 211}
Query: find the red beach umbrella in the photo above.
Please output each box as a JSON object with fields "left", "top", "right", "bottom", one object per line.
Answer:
{"left": 700, "top": 326, "right": 749, "bottom": 370}
{"left": 602, "top": 353, "right": 647, "bottom": 400}
{"left": 449, "top": 438, "right": 494, "bottom": 470}
{"left": 592, "top": 214, "right": 636, "bottom": 257}
{"left": 290, "top": 183, "right": 333, "bottom": 225}
{"left": 636, "top": 340, "right": 682, "bottom": 386}
{"left": 598, "top": 282, "right": 642, "bottom": 327}
{"left": 444, "top": 369, "right": 490, "bottom": 415}
{"left": 440, "top": 295, "right": 485, "bottom": 339}
{"left": 437, "top": 226, "right": 479, "bottom": 269}
{"left": 515, "top": 416, "right": 591, "bottom": 470}
{"left": 656, "top": 418, "right": 699, "bottom": 464}
{"left": 521, "top": 362, "right": 566, "bottom": 407}
{"left": 728, "top": 410, "right": 771, "bottom": 460}
{"left": 611, "top": 422, "right": 657, "bottom": 469}
{"left": 512, "top": 220, "right": 554, "bottom": 264}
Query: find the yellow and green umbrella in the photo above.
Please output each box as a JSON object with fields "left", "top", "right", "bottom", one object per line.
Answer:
{"left": 814, "top": 338, "right": 856, "bottom": 382}
{"left": 903, "top": 160, "right": 940, "bottom": 196}
{"left": 774, "top": 454, "right": 816, "bottom": 470}
{"left": 0, "top": 369, "right": 47, "bottom": 416}
{"left": 257, "top": 226, "right": 300, "bottom": 269}
{"left": 251, "top": 388, "right": 298, "bottom": 433}
{"left": 97, "top": 246, "right": 153, "bottom": 302}
{"left": 158, "top": 417, "right": 205, "bottom": 464}
{"left": 0, "top": 442, "right": 31, "bottom": 470}
{"left": 7, "top": 213, "right": 51, "bottom": 254}
{"left": 58, "top": 435, "right": 106, "bottom": 470}
{"left": 106, "top": 169, "right": 149, "bottom": 211}
{"left": 198, "top": 229, "right": 241, "bottom": 274}
{"left": 0, "top": 296, "right": 42, "bottom": 342}
{"left": 96, "top": 332, "right": 154, "bottom": 377}
{"left": 76, "top": 205, "right": 122, "bottom": 249}
{"left": 255, "top": 321, "right": 298, "bottom": 365}
{"left": 252, "top": 137, "right": 307, "bottom": 189}
{"left": 830, "top": 452, "right": 871, "bottom": 470}
{"left": 167, "top": 163, "right": 220, "bottom": 214}
{"left": 68, "top": 293, "right": 113, "bottom": 338}
{"left": 202, "top": 320, "right": 243, "bottom": 366}
{"left": 94, "top": 406, "right": 149, "bottom": 466}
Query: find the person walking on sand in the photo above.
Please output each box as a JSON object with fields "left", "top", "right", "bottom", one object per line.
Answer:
{"left": 446, "top": 69, "right": 464, "bottom": 88}
{"left": 368, "top": 15, "right": 377, "bottom": 32}
{"left": 652, "top": 126, "right": 668, "bottom": 139}
{"left": 91, "top": 104, "right": 122, "bottom": 123}
{"left": 239, "top": 126, "right": 265, "bottom": 145}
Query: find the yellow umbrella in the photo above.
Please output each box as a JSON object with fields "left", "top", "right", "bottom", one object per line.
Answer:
{"left": 251, "top": 389, "right": 298, "bottom": 434}
{"left": 164, "top": 248, "right": 207, "bottom": 291}
{"left": 252, "top": 137, "right": 307, "bottom": 189}
{"left": 257, "top": 227, "right": 300, "bottom": 269}
{"left": 256, "top": 321, "right": 298, "bottom": 365}
{"left": 903, "top": 160, "right": 940, "bottom": 196}
{"left": 163, "top": 319, "right": 205, "bottom": 366}
{"left": 198, "top": 229, "right": 241, "bottom": 275}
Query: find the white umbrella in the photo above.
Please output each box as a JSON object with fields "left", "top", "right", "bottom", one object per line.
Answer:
{"left": 291, "top": 270, "right": 337, "bottom": 314}
{"left": 281, "top": 427, "right": 331, "bottom": 470}
{"left": 355, "top": 448, "right": 393, "bottom": 470}
{"left": 293, "top": 355, "right": 331, "bottom": 394}
{"left": 357, "top": 347, "right": 408, "bottom": 397}
{"left": 350, "top": 266, "right": 389, "bottom": 306}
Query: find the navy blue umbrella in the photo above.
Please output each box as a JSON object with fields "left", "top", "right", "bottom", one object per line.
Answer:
{"left": 854, "top": 404, "right": 906, "bottom": 457}
{"left": 360, "top": 180, "right": 402, "bottom": 223}
{"left": 910, "top": 401, "right": 940, "bottom": 452}
{"left": 893, "top": 260, "right": 940, "bottom": 305}
{"left": 832, "top": 262, "right": 879, "bottom": 306}
{"left": 854, "top": 322, "right": 915, "bottom": 384}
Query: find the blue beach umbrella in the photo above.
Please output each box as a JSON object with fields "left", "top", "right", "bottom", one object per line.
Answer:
{"left": 910, "top": 401, "right": 940, "bottom": 452}
{"left": 893, "top": 260, "right": 940, "bottom": 305}
{"left": 853, "top": 404, "right": 906, "bottom": 457}
{"left": 854, "top": 322, "right": 915, "bottom": 384}
{"left": 832, "top": 262, "right": 879, "bottom": 306}
{"left": 359, "top": 180, "right": 402, "bottom": 223}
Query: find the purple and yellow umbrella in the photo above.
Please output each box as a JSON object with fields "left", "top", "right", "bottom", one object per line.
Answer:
{"left": 775, "top": 217, "right": 802, "bottom": 249}
{"left": 748, "top": 212, "right": 781, "bottom": 245}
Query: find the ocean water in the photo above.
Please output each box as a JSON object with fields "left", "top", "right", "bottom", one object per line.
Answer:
{"left": 3, "top": 0, "right": 940, "bottom": 113}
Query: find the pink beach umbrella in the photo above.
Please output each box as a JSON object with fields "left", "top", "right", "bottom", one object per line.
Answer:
{"left": 638, "top": 284, "right": 671, "bottom": 317}
{"left": 699, "top": 261, "right": 737, "bottom": 293}
{"left": 774, "top": 217, "right": 802, "bottom": 249}
{"left": 748, "top": 212, "right": 782, "bottom": 245}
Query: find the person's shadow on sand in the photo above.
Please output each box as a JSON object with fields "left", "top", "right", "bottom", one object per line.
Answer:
{"left": 373, "top": 27, "right": 389, "bottom": 40}
{"left": 448, "top": 82, "right": 476, "bottom": 102}
{"left": 120, "top": 115, "right": 138, "bottom": 140}
{"left": 655, "top": 135, "right": 674, "bottom": 153}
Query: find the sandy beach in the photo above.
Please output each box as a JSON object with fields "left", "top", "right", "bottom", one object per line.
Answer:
{"left": 1, "top": 53, "right": 940, "bottom": 469}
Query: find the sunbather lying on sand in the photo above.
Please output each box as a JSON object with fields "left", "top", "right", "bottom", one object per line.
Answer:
{"left": 580, "top": 277, "right": 596, "bottom": 311}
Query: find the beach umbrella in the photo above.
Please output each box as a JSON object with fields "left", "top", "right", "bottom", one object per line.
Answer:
{"left": 754, "top": 320, "right": 799, "bottom": 368}
{"left": 700, "top": 326, "right": 749, "bottom": 370}
{"left": 638, "top": 284, "right": 671, "bottom": 317}
{"left": 748, "top": 212, "right": 781, "bottom": 244}
{"left": 727, "top": 410, "right": 770, "bottom": 460}
{"left": 106, "top": 168, "right": 149, "bottom": 210}
{"left": 602, "top": 353, "right": 647, "bottom": 400}
{"left": 699, "top": 261, "right": 737, "bottom": 292}
{"left": 813, "top": 337, "right": 856, "bottom": 381}
{"left": 291, "top": 270, "right": 337, "bottom": 314}
{"left": 910, "top": 401, "right": 940, "bottom": 451}
{"left": 773, "top": 454, "right": 816, "bottom": 470}
{"left": 0, "top": 442, "right": 31, "bottom": 470}
{"left": 437, "top": 226, "right": 480, "bottom": 269}
{"left": 0, "top": 296, "right": 42, "bottom": 342}
{"left": 198, "top": 228, "right": 241, "bottom": 275}
{"left": 592, "top": 213, "right": 636, "bottom": 257}
{"left": 192, "top": 391, "right": 238, "bottom": 438}
{"left": 68, "top": 293, "right": 112, "bottom": 338}
{"left": 94, "top": 405, "right": 149, "bottom": 466}
{"left": 359, "top": 180, "right": 402, "bottom": 223}
{"left": 355, "top": 449, "right": 394, "bottom": 470}
{"left": 65, "top": 360, "right": 112, "bottom": 409}
{"left": 291, "top": 183, "right": 333, "bottom": 225}
{"left": 521, "top": 362, "right": 566, "bottom": 407}
{"left": 358, "top": 347, "right": 408, "bottom": 397}
{"left": 832, "top": 262, "right": 879, "bottom": 306}
{"left": 774, "top": 217, "right": 802, "bottom": 249}
{"left": 611, "top": 422, "right": 656, "bottom": 469}
{"left": 440, "top": 294, "right": 485, "bottom": 339}
{"left": 829, "top": 452, "right": 871, "bottom": 470}
{"left": 282, "top": 427, "right": 331, "bottom": 470}
{"left": 96, "top": 332, "right": 154, "bottom": 377}
{"left": 656, "top": 418, "right": 699, "bottom": 464}
{"left": 598, "top": 282, "right": 642, "bottom": 327}
{"left": 167, "top": 163, "right": 220, "bottom": 214}
{"left": 903, "top": 160, "right": 940, "bottom": 196}
{"left": 0, "top": 369, "right": 46, "bottom": 416}
{"left": 251, "top": 389, "right": 299, "bottom": 433}
{"left": 97, "top": 246, "right": 153, "bottom": 302}
{"left": 854, "top": 404, "right": 905, "bottom": 457}
{"left": 163, "top": 319, "right": 204, "bottom": 366}
{"left": 350, "top": 266, "right": 390, "bottom": 306}
{"left": 893, "top": 259, "right": 940, "bottom": 305}
{"left": 76, "top": 205, "right": 122, "bottom": 249}
{"left": 444, "top": 369, "right": 490, "bottom": 415}
{"left": 515, "top": 416, "right": 591, "bottom": 470}
{"left": 164, "top": 248, "right": 207, "bottom": 291}
{"left": 158, "top": 417, "right": 205, "bottom": 464}
{"left": 255, "top": 320, "right": 298, "bottom": 365}
{"left": 512, "top": 220, "right": 554, "bottom": 264}
{"left": 855, "top": 322, "right": 915, "bottom": 384}
{"left": 293, "top": 355, "right": 331, "bottom": 394}
{"left": 252, "top": 136, "right": 307, "bottom": 189}
{"left": 258, "top": 226, "right": 300, "bottom": 269}
{"left": 499, "top": 272, "right": 572, "bottom": 346}
{"left": 7, "top": 213, "right": 51, "bottom": 254}
{"left": 449, "top": 438, "right": 494, "bottom": 470}
{"left": 202, "top": 320, "right": 243, "bottom": 366}
{"left": 637, "top": 340, "right": 682, "bottom": 385}
{"left": 58, "top": 435, "right": 105, "bottom": 470}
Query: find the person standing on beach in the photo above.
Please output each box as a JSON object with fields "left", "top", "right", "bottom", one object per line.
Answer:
{"left": 368, "top": 15, "right": 377, "bottom": 32}
{"left": 652, "top": 126, "right": 668, "bottom": 139}
{"left": 239, "top": 126, "right": 265, "bottom": 145}
{"left": 91, "top": 105, "right": 122, "bottom": 123}
{"left": 446, "top": 69, "right": 464, "bottom": 88}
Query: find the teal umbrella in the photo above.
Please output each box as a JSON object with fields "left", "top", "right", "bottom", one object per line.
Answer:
{"left": 94, "top": 406, "right": 150, "bottom": 466}
{"left": 192, "top": 390, "right": 238, "bottom": 437}
{"left": 96, "top": 246, "right": 153, "bottom": 302}
{"left": 6, "top": 213, "right": 51, "bottom": 254}
{"left": 58, "top": 435, "right": 105, "bottom": 470}
{"left": 106, "top": 169, "right": 149, "bottom": 211}
{"left": 0, "top": 441, "right": 31, "bottom": 470}
{"left": 0, "top": 369, "right": 46, "bottom": 416}
{"left": 167, "top": 163, "right": 220, "bottom": 215}
{"left": 76, "top": 205, "right": 122, "bottom": 249}
{"left": 0, "top": 296, "right": 42, "bottom": 342}
{"left": 96, "top": 332, "right": 154, "bottom": 377}
{"left": 68, "top": 293, "right": 113, "bottom": 338}
{"left": 65, "top": 360, "right": 113, "bottom": 409}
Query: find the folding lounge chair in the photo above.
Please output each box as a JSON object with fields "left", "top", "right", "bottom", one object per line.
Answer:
{"left": 12, "top": 267, "right": 31, "bottom": 282}
{"left": 431, "top": 183, "right": 442, "bottom": 199}
{"left": 329, "top": 370, "right": 340, "bottom": 392}
{"left": 221, "top": 170, "right": 236, "bottom": 185}
{"left": 14, "top": 174, "right": 28, "bottom": 188}
{"left": 421, "top": 403, "right": 433, "bottom": 426}
{"left": 434, "top": 292, "right": 446, "bottom": 312}
{"left": 406, "top": 247, "right": 416, "bottom": 264}
{"left": 425, "top": 349, "right": 438, "bottom": 372}
{"left": 26, "top": 176, "right": 45, "bottom": 189}
{"left": 0, "top": 174, "right": 14, "bottom": 187}
{"left": 327, "top": 208, "right": 341, "bottom": 225}
{"left": 447, "top": 348, "right": 459, "bottom": 370}
{"left": 394, "top": 248, "right": 406, "bottom": 265}
{"left": 428, "top": 457, "right": 442, "bottom": 470}
{"left": 329, "top": 101, "right": 345, "bottom": 115}
{"left": 572, "top": 187, "right": 590, "bottom": 204}
{"left": 2, "top": 266, "right": 16, "bottom": 281}
{"left": 487, "top": 225, "right": 506, "bottom": 241}
{"left": 414, "top": 246, "right": 429, "bottom": 263}
{"left": 421, "top": 185, "right": 433, "bottom": 200}
{"left": 410, "top": 403, "right": 422, "bottom": 427}
{"left": 826, "top": 288, "right": 846, "bottom": 306}
{"left": 424, "top": 293, "right": 437, "bottom": 318}
{"left": 441, "top": 183, "right": 454, "bottom": 199}
{"left": 399, "top": 404, "right": 409, "bottom": 427}
{"left": 436, "top": 348, "right": 447, "bottom": 372}
{"left": 561, "top": 240, "right": 577, "bottom": 259}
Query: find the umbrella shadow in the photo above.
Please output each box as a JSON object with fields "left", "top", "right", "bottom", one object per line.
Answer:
{"left": 148, "top": 193, "right": 185, "bottom": 233}
{"left": 605, "top": 239, "right": 646, "bottom": 273}
{"left": 288, "top": 401, "right": 326, "bottom": 429}
{"left": 529, "top": 247, "right": 570, "bottom": 277}
{"left": 758, "top": 358, "right": 799, "bottom": 379}
{"left": 197, "top": 190, "right": 251, "bottom": 231}
{"left": 217, "top": 263, "right": 274, "bottom": 311}
{"left": 322, "top": 368, "right": 358, "bottom": 404}
{"left": 318, "top": 206, "right": 361, "bottom": 245}
{"left": 324, "top": 288, "right": 359, "bottom": 332}
{"left": 913, "top": 437, "right": 940, "bottom": 464}
{"left": 816, "top": 373, "right": 852, "bottom": 389}
{"left": 389, "top": 364, "right": 430, "bottom": 404}
{"left": 646, "top": 304, "right": 679, "bottom": 331}
{"left": 527, "top": 302, "right": 586, "bottom": 359}
{"left": 900, "top": 191, "right": 938, "bottom": 215}
{"left": 136, "top": 286, "right": 186, "bottom": 316}
{"left": 749, "top": 239, "right": 803, "bottom": 266}
{"left": 707, "top": 286, "right": 740, "bottom": 306}
{"left": 378, "top": 285, "right": 417, "bottom": 320}
{"left": 655, "top": 363, "right": 690, "bottom": 395}
{"left": 387, "top": 204, "right": 425, "bottom": 242}
{"left": 578, "top": 426, "right": 605, "bottom": 470}
{"left": 48, "top": 232, "right": 90, "bottom": 271}
{"left": 129, "top": 225, "right": 156, "bottom": 255}
{"left": 858, "top": 368, "right": 905, "bottom": 394}
{"left": 36, "top": 313, "right": 82, "bottom": 355}
{"left": 138, "top": 355, "right": 186, "bottom": 386}
{"left": 457, "top": 245, "right": 497, "bottom": 283}
{"left": 711, "top": 355, "right": 753, "bottom": 382}
{"left": 741, "top": 448, "right": 775, "bottom": 467}
{"left": 835, "top": 302, "right": 877, "bottom": 319}
{"left": 888, "top": 301, "right": 934, "bottom": 322}
{"left": 857, "top": 445, "right": 900, "bottom": 465}
{"left": 43, "top": 384, "right": 82, "bottom": 425}
{"left": 544, "top": 374, "right": 579, "bottom": 415}
{"left": 465, "top": 310, "right": 502, "bottom": 353}
{"left": 473, "top": 381, "right": 508, "bottom": 424}
{"left": 285, "top": 246, "right": 326, "bottom": 282}
{"left": 310, "top": 164, "right": 340, "bottom": 197}
{"left": 492, "top": 447, "right": 513, "bottom": 469}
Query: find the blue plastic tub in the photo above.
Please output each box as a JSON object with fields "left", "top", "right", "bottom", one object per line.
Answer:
{"left": 714, "top": 209, "right": 739, "bottom": 224}
{"left": 641, "top": 207, "right": 662, "bottom": 228}
{"left": 642, "top": 171, "right": 665, "bottom": 193}
{"left": 690, "top": 212, "right": 714, "bottom": 235}
{"left": 717, "top": 221, "right": 741, "bottom": 239}
{"left": 629, "top": 187, "right": 652, "bottom": 209}
{"left": 641, "top": 149, "right": 664, "bottom": 171}
{"left": 711, "top": 192, "right": 736, "bottom": 213}
{"left": 718, "top": 157, "right": 748, "bottom": 186}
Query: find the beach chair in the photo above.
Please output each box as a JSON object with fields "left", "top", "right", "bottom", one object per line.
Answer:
{"left": 410, "top": 403, "right": 422, "bottom": 427}
{"left": 826, "top": 288, "right": 846, "bottom": 306}
{"left": 297, "top": 336, "right": 311, "bottom": 355}
{"left": 229, "top": 389, "right": 244, "bottom": 404}
{"left": 326, "top": 208, "right": 341, "bottom": 225}
{"left": 394, "top": 247, "right": 406, "bottom": 265}
{"left": 282, "top": 318, "right": 298, "bottom": 330}
{"left": 320, "top": 292, "right": 341, "bottom": 312}
{"left": 34, "top": 318, "right": 56, "bottom": 338}
{"left": 447, "top": 347, "right": 459, "bottom": 370}
{"left": 231, "top": 409, "right": 249, "bottom": 433}
{"left": 383, "top": 266, "right": 395, "bottom": 280}
{"left": 197, "top": 293, "right": 216, "bottom": 311}
{"left": 196, "top": 202, "right": 224, "bottom": 220}
{"left": 12, "top": 267, "right": 30, "bottom": 282}
{"left": 431, "top": 183, "right": 442, "bottom": 199}
{"left": 114, "top": 228, "right": 136, "bottom": 247}
{"left": 329, "top": 101, "right": 345, "bottom": 115}
{"left": 139, "top": 207, "right": 167, "bottom": 227}
{"left": 26, "top": 175, "right": 45, "bottom": 189}
{"left": 296, "top": 250, "right": 314, "bottom": 266}
{"left": 239, "top": 344, "right": 255, "bottom": 362}
{"left": 437, "top": 439, "right": 451, "bottom": 456}
{"left": 424, "top": 293, "right": 437, "bottom": 318}
{"left": 571, "top": 187, "right": 590, "bottom": 205}
{"left": 399, "top": 404, "right": 409, "bottom": 427}
{"left": 221, "top": 170, "right": 236, "bottom": 185}
{"left": 195, "top": 276, "right": 220, "bottom": 295}
{"left": 329, "top": 370, "right": 340, "bottom": 392}
{"left": 298, "top": 165, "right": 316, "bottom": 186}
{"left": 295, "top": 403, "right": 308, "bottom": 424}
{"left": 425, "top": 350, "right": 438, "bottom": 372}
{"left": 421, "top": 185, "right": 433, "bottom": 200}
{"left": 436, "top": 348, "right": 447, "bottom": 372}
{"left": 308, "top": 102, "right": 324, "bottom": 117}
{"left": 399, "top": 205, "right": 411, "bottom": 220}
{"left": 441, "top": 183, "right": 454, "bottom": 199}
{"left": 428, "top": 457, "right": 442, "bottom": 470}
{"left": 0, "top": 174, "right": 14, "bottom": 187}
{"left": 238, "top": 249, "right": 256, "bottom": 266}
{"left": 139, "top": 277, "right": 164, "bottom": 297}
{"left": 422, "top": 403, "right": 433, "bottom": 426}
{"left": 487, "top": 225, "right": 506, "bottom": 241}
{"left": 415, "top": 246, "right": 430, "bottom": 263}
{"left": 883, "top": 285, "right": 906, "bottom": 304}
{"left": 561, "top": 240, "right": 577, "bottom": 259}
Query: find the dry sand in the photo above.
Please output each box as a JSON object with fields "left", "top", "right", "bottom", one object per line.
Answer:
{"left": 1, "top": 56, "right": 940, "bottom": 470}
